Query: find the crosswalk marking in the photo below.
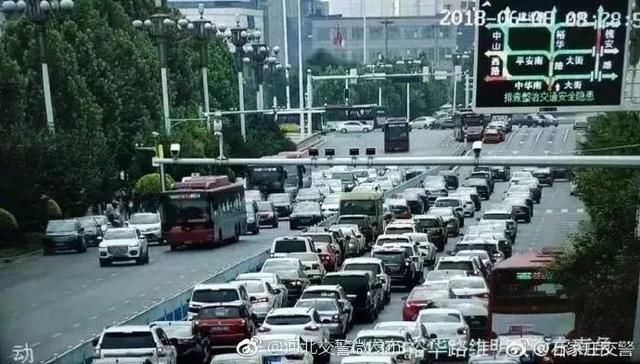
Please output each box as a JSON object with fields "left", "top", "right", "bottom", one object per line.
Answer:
{"left": 577, "top": 208, "right": 585, "bottom": 214}
{"left": 561, "top": 209, "right": 569, "bottom": 213}
{"left": 540, "top": 208, "right": 587, "bottom": 214}
{"left": 545, "top": 209, "right": 553, "bottom": 214}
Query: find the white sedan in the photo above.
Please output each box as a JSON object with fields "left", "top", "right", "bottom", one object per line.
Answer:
{"left": 339, "top": 121, "right": 371, "bottom": 133}
{"left": 410, "top": 116, "right": 437, "bottom": 129}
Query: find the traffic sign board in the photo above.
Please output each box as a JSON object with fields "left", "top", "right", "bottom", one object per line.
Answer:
{"left": 473, "top": 0, "right": 632, "bottom": 112}
{"left": 434, "top": 71, "right": 448, "bottom": 80}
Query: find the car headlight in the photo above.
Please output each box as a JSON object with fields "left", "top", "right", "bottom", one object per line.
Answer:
{"left": 128, "top": 242, "right": 140, "bottom": 248}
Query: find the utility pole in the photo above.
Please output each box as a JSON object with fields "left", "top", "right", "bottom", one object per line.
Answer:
{"left": 282, "top": 0, "right": 291, "bottom": 108}
{"left": 297, "top": 0, "right": 304, "bottom": 138}
{"left": 380, "top": 19, "right": 393, "bottom": 59}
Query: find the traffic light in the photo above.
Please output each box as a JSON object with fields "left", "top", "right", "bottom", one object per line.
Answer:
{"left": 344, "top": 88, "right": 350, "bottom": 103}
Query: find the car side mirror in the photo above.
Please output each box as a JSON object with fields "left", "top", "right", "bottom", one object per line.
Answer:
{"left": 186, "top": 297, "right": 190, "bottom": 303}
{"left": 92, "top": 337, "right": 99, "bottom": 347}
{"left": 316, "top": 248, "right": 322, "bottom": 253}
{"left": 401, "top": 296, "right": 408, "bottom": 301}
{"left": 250, "top": 296, "right": 257, "bottom": 302}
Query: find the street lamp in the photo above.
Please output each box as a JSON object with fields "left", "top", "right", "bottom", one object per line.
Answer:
{"left": 264, "top": 46, "right": 283, "bottom": 109}
{"left": 1, "top": 0, "right": 75, "bottom": 134}
{"left": 250, "top": 37, "right": 269, "bottom": 110}
{"left": 132, "top": 1, "right": 178, "bottom": 135}
{"left": 177, "top": 4, "right": 224, "bottom": 132}
{"left": 228, "top": 17, "right": 254, "bottom": 141}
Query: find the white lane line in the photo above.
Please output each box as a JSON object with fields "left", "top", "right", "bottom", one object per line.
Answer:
{"left": 545, "top": 209, "right": 553, "bottom": 214}
{"left": 519, "top": 140, "right": 525, "bottom": 144}
{"left": 64, "top": 290, "right": 73, "bottom": 295}
{"left": 563, "top": 128, "right": 569, "bottom": 143}
{"left": 96, "top": 278, "right": 103, "bottom": 282}
{"left": 535, "top": 129, "right": 543, "bottom": 144}
{"left": 561, "top": 209, "right": 569, "bottom": 213}
{"left": 72, "top": 322, "right": 81, "bottom": 328}
{"left": 124, "top": 299, "right": 131, "bottom": 304}
{"left": 51, "top": 332, "right": 62, "bottom": 339}
{"left": 513, "top": 151, "right": 519, "bottom": 155}
{"left": 190, "top": 268, "right": 197, "bottom": 273}
{"left": 577, "top": 208, "right": 585, "bottom": 214}
{"left": 32, "top": 342, "right": 41, "bottom": 348}
{"left": 153, "top": 286, "right": 161, "bottom": 291}
{"left": 139, "top": 293, "right": 147, "bottom": 298}
{"left": 89, "top": 315, "right": 100, "bottom": 320}
{"left": 110, "top": 272, "right": 118, "bottom": 277}
{"left": 108, "top": 306, "right": 116, "bottom": 312}
{"left": 547, "top": 140, "right": 553, "bottom": 143}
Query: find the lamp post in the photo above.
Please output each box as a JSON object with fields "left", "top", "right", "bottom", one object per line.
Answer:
{"left": 177, "top": 4, "right": 225, "bottom": 131}
{"left": 1, "top": 0, "right": 75, "bottom": 134}
{"left": 228, "top": 18, "right": 252, "bottom": 141}
{"left": 380, "top": 18, "right": 393, "bottom": 60}
{"left": 264, "top": 46, "right": 282, "bottom": 109}
{"left": 133, "top": 1, "right": 178, "bottom": 135}
{"left": 446, "top": 49, "right": 470, "bottom": 110}
{"left": 251, "top": 37, "right": 268, "bottom": 110}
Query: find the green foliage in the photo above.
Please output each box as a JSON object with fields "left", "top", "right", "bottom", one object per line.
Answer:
{"left": 46, "top": 198, "right": 62, "bottom": 219}
{"left": 0, "top": 0, "right": 293, "bottom": 228}
{"left": 134, "top": 173, "right": 175, "bottom": 197}
{"left": 0, "top": 207, "right": 18, "bottom": 230}
{"left": 551, "top": 111, "right": 640, "bottom": 340}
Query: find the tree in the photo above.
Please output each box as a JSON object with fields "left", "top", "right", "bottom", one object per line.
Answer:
{"left": 551, "top": 112, "right": 640, "bottom": 341}
{"left": 134, "top": 173, "right": 175, "bottom": 211}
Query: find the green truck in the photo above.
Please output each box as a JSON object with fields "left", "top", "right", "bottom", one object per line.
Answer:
{"left": 338, "top": 192, "right": 384, "bottom": 243}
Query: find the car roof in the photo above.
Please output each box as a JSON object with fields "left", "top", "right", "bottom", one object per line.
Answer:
{"left": 355, "top": 329, "right": 407, "bottom": 338}
{"left": 386, "top": 222, "right": 415, "bottom": 227}
{"left": 264, "top": 257, "right": 301, "bottom": 263}
{"left": 193, "top": 282, "right": 243, "bottom": 291}
{"left": 343, "top": 257, "right": 383, "bottom": 265}
{"left": 439, "top": 256, "right": 475, "bottom": 262}
{"left": 418, "top": 308, "right": 462, "bottom": 315}
{"left": 325, "top": 270, "right": 371, "bottom": 277}
{"left": 304, "top": 285, "right": 342, "bottom": 292}
{"left": 104, "top": 325, "right": 152, "bottom": 333}
{"left": 268, "top": 307, "right": 314, "bottom": 316}
{"left": 274, "top": 236, "right": 311, "bottom": 242}
{"left": 236, "top": 272, "right": 277, "bottom": 279}
{"left": 377, "top": 234, "right": 411, "bottom": 239}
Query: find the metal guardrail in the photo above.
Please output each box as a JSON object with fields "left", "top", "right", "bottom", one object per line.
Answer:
{"left": 45, "top": 250, "right": 270, "bottom": 364}
{"left": 295, "top": 132, "right": 325, "bottom": 151}
{"left": 317, "top": 143, "right": 469, "bottom": 228}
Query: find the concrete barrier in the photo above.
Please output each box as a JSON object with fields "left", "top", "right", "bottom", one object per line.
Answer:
{"left": 45, "top": 250, "right": 270, "bottom": 364}
{"left": 295, "top": 132, "right": 325, "bottom": 152}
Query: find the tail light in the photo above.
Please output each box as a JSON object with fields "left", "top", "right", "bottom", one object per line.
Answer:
{"left": 476, "top": 293, "right": 489, "bottom": 299}
{"left": 253, "top": 297, "right": 269, "bottom": 303}
{"left": 304, "top": 325, "right": 320, "bottom": 331}
{"left": 257, "top": 326, "right": 271, "bottom": 332}
{"left": 457, "top": 328, "right": 468, "bottom": 335}
{"left": 157, "top": 346, "right": 168, "bottom": 357}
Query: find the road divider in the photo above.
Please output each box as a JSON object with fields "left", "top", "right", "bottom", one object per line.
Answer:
{"left": 44, "top": 250, "right": 270, "bottom": 364}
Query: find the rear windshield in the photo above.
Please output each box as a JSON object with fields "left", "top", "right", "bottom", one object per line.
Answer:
{"left": 435, "top": 200, "right": 460, "bottom": 207}
{"left": 303, "top": 234, "right": 331, "bottom": 244}
{"left": 157, "top": 325, "right": 192, "bottom": 339}
{"left": 343, "top": 263, "right": 381, "bottom": 275}
{"left": 274, "top": 240, "right": 307, "bottom": 253}
{"left": 419, "top": 312, "right": 462, "bottom": 323}
{"left": 100, "top": 332, "right": 155, "bottom": 349}
{"left": 338, "top": 217, "right": 365, "bottom": 225}
{"left": 301, "top": 291, "right": 339, "bottom": 300}
{"left": 377, "top": 238, "right": 409, "bottom": 245}
{"left": 197, "top": 306, "right": 241, "bottom": 319}
{"left": 385, "top": 227, "right": 413, "bottom": 235}
{"left": 322, "top": 275, "right": 368, "bottom": 292}
{"left": 483, "top": 213, "right": 511, "bottom": 220}
{"left": 265, "top": 315, "right": 311, "bottom": 325}
{"left": 238, "top": 281, "right": 265, "bottom": 293}
{"left": 372, "top": 252, "right": 404, "bottom": 265}
{"left": 410, "top": 289, "right": 449, "bottom": 301}
{"left": 192, "top": 289, "right": 239, "bottom": 303}
{"left": 437, "top": 261, "right": 473, "bottom": 271}
{"left": 450, "top": 279, "right": 485, "bottom": 289}
{"left": 417, "top": 219, "right": 439, "bottom": 228}
{"left": 130, "top": 214, "right": 159, "bottom": 224}
{"left": 296, "top": 300, "right": 338, "bottom": 311}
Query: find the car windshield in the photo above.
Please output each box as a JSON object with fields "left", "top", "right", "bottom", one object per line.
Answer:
{"left": 197, "top": 306, "right": 242, "bottom": 319}
{"left": 129, "top": 214, "right": 159, "bottom": 224}
{"left": 192, "top": 289, "right": 239, "bottom": 303}
{"left": 100, "top": 332, "right": 155, "bottom": 349}
{"left": 427, "top": 271, "right": 467, "bottom": 281}
{"left": 437, "top": 261, "right": 473, "bottom": 271}
{"left": 162, "top": 197, "right": 209, "bottom": 225}
{"left": 377, "top": 238, "right": 409, "bottom": 245}
{"left": 332, "top": 172, "right": 355, "bottom": 182}
{"left": 450, "top": 279, "right": 486, "bottom": 289}
{"left": 104, "top": 229, "right": 137, "bottom": 240}
{"left": 295, "top": 300, "right": 338, "bottom": 312}
{"left": 293, "top": 202, "right": 320, "bottom": 214}
{"left": 322, "top": 275, "right": 368, "bottom": 292}
{"left": 343, "top": 263, "right": 381, "bottom": 274}
{"left": 410, "top": 289, "right": 449, "bottom": 301}
{"left": 435, "top": 199, "right": 460, "bottom": 207}
{"left": 269, "top": 194, "right": 290, "bottom": 203}
{"left": 274, "top": 240, "right": 307, "bottom": 253}
{"left": 340, "top": 200, "right": 377, "bottom": 215}
{"left": 372, "top": 251, "right": 404, "bottom": 265}
{"left": 385, "top": 227, "right": 413, "bottom": 235}
{"left": 419, "top": 312, "right": 462, "bottom": 323}
{"left": 46, "top": 220, "right": 77, "bottom": 233}
{"left": 297, "top": 189, "right": 320, "bottom": 198}
{"left": 256, "top": 202, "right": 273, "bottom": 212}
{"left": 237, "top": 281, "right": 265, "bottom": 293}
{"left": 265, "top": 315, "right": 311, "bottom": 325}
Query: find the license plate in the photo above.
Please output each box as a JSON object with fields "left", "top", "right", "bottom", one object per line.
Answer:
{"left": 184, "top": 241, "right": 193, "bottom": 245}
{"left": 210, "top": 326, "right": 228, "bottom": 332}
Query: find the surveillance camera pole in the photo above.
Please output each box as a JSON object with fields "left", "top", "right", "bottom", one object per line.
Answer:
{"left": 159, "top": 164, "right": 166, "bottom": 192}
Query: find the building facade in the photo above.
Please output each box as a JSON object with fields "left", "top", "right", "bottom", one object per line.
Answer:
{"left": 168, "top": 0, "right": 264, "bottom": 31}
{"left": 309, "top": 15, "right": 458, "bottom": 69}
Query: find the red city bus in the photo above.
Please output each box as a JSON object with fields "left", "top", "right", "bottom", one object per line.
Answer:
{"left": 488, "top": 249, "right": 575, "bottom": 353}
{"left": 160, "top": 176, "right": 247, "bottom": 250}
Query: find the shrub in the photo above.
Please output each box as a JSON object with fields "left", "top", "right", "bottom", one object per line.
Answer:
{"left": 134, "top": 173, "right": 175, "bottom": 197}
{"left": 0, "top": 207, "right": 18, "bottom": 232}
{"left": 45, "top": 198, "right": 62, "bottom": 218}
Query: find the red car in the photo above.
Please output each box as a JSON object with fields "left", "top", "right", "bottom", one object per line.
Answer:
{"left": 315, "top": 243, "right": 339, "bottom": 271}
{"left": 193, "top": 303, "right": 256, "bottom": 349}
{"left": 401, "top": 286, "right": 451, "bottom": 321}
{"left": 483, "top": 128, "right": 503, "bottom": 143}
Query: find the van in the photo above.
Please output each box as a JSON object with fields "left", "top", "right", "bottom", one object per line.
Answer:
{"left": 402, "top": 192, "right": 425, "bottom": 215}
{"left": 339, "top": 192, "right": 384, "bottom": 238}
{"left": 270, "top": 236, "right": 316, "bottom": 257}
{"left": 481, "top": 206, "right": 516, "bottom": 222}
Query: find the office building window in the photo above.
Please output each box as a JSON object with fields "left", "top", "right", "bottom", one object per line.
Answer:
{"left": 403, "top": 26, "right": 420, "bottom": 39}
{"left": 315, "top": 27, "right": 331, "bottom": 41}
{"left": 352, "top": 26, "right": 363, "bottom": 40}
{"left": 421, "top": 26, "right": 434, "bottom": 38}
{"left": 369, "top": 26, "right": 383, "bottom": 40}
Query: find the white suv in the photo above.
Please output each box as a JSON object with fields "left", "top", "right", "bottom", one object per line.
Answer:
{"left": 187, "top": 282, "right": 252, "bottom": 319}
{"left": 128, "top": 212, "right": 162, "bottom": 243}
{"left": 257, "top": 307, "right": 331, "bottom": 362}
{"left": 92, "top": 325, "right": 177, "bottom": 364}
{"left": 270, "top": 236, "right": 316, "bottom": 258}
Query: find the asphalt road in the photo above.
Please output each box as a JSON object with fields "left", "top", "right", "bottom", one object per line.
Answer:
{"left": 329, "top": 124, "right": 585, "bottom": 364}
{"left": 0, "top": 129, "right": 458, "bottom": 363}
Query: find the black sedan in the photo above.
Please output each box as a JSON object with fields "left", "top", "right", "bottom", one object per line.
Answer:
{"left": 150, "top": 321, "right": 208, "bottom": 364}
{"left": 289, "top": 201, "right": 323, "bottom": 230}
{"left": 256, "top": 201, "right": 279, "bottom": 228}
{"left": 77, "top": 216, "right": 103, "bottom": 246}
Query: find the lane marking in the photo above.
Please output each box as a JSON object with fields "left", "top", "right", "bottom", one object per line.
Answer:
{"left": 64, "top": 290, "right": 73, "bottom": 295}
{"left": 89, "top": 315, "right": 99, "bottom": 320}
{"left": 32, "top": 342, "right": 41, "bottom": 348}
{"left": 561, "top": 209, "right": 569, "bottom": 213}
{"left": 139, "top": 293, "right": 147, "bottom": 298}
{"left": 123, "top": 299, "right": 131, "bottom": 304}
{"left": 512, "top": 151, "right": 519, "bottom": 155}
{"left": 51, "top": 332, "right": 62, "bottom": 339}
{"left": 545, "top": 209, "right": 552, "bottom": 213}
{"left": 96, "top": 278, "right": 103, "bottom": 282}
{"left": 577, "top": 208, "right": 585, "bottom": 214}
{"left": 108, "top": 306, "right": 116, "bottom": 312}
{"left": 72, "top": 322, "right": 81, "bottom": 328}
{"left": 110, "top": 272, "right": 118, "bottom": 277}
{"left": 563, "top": 128, "right": 569, "bottom": 143}
{"left": 547, "top": 140, "right": 553, "bottom": 143}
{"left": 535, "top": 129, "right": 543, "bottom": 144}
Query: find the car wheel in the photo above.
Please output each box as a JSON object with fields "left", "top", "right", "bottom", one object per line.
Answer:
{"left": 170, "top": 244, "right": 178, "bottom": 251}
{"left": 144, "top": 250, "right": 150, "bottom": 264}
{"left": 77, "top": 241, "right": 87, "bottom": 253}
{"left": 254, "top": 226, "right": 260, "bottom": 234}
{"left": 136, "top": 255, "right": 145, "bottom": 265}
{"left": 273, "top": 221, "right": 279, "bottom": 228}
{"left": 99, "top": 259, "right": 111, "bottom": 267}
{"left": 363, "top": 128, "right": 370, "bottom": 133}
{"left": 341, "top": 128, "right": 348, "bottom": 133}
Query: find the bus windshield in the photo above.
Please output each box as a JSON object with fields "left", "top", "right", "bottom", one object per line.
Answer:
{"left": 248, "top": 167, "right": 283, "bottom": 183}
{"left": 162, "top": 198, "right": 209, "bottom": 225}
{"left": 340, "top": 200, "right": 376, "bottom": 215}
